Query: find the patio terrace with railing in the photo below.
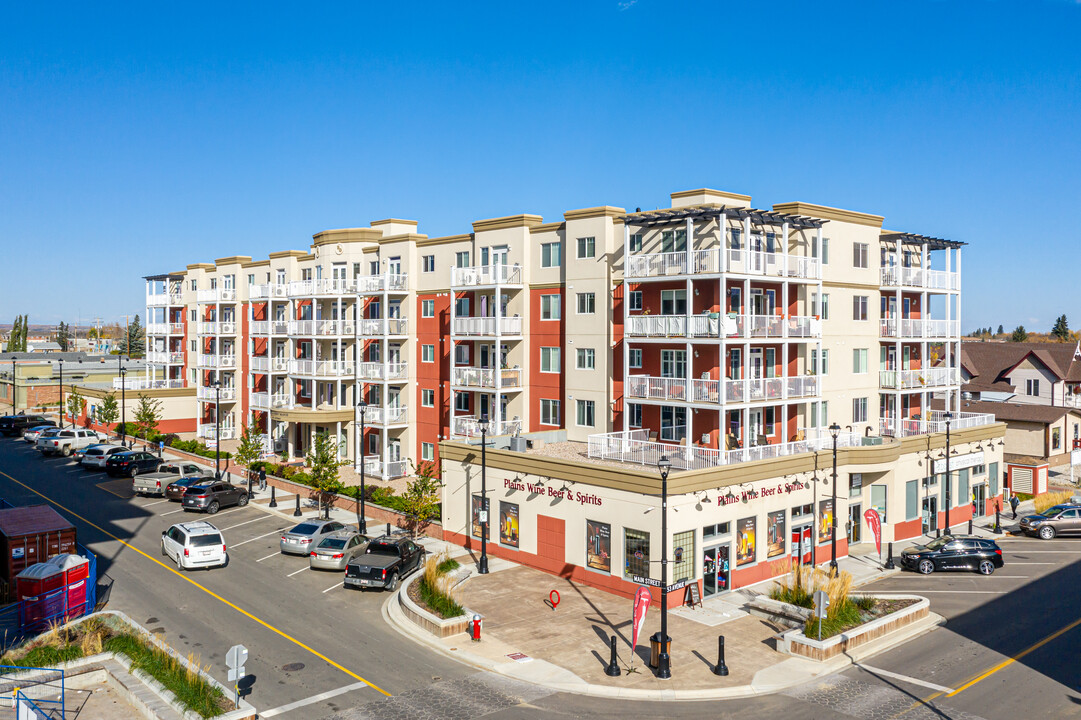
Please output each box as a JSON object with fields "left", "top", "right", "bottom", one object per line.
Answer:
{"left": 879, "top": 411, "right": 997, "bottom": 438}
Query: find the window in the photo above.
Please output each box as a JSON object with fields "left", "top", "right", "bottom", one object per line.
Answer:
{"left": 820, "top": 237, "right": 830, "bottom": 264}
{"left": 628, "top": 290, "right": 643, "bottom": 311}
{"left": 576, "top": 399, "right": 595, "bottom": 427}
{"left": 576, "top": 348, "right": 595, "bottom": 370}
{"left": 660, "top": 406, "right": 686, "bottom": 441}
{"left": 455, "top": 251, "right": 470, "bottom": 268}
{"left": 577, "top": 236, "right": 596, "bottom": 259}
{"left": 369, "top": 261, "right": 379, "bottom": 275}
{"left": 454, "top": 297, "right": 470, "bottom": 317}
{"left": 190, "top": 279, "right": 198, "bottom": 291}
{"left": 671, "top": 529, "right": 694, "bottom": 581}
{"left": 1026, "top": 379, "right": 1040, "bottom": 396}
{"left": 247, "top": 273, "right": 255, "bottom": 286}
{"left": 629, "top": 233, "right": 643, "bottom": 253}
{"left": 629, "top": 348, "right": 643, "bottom": 368}
{"left": 990, "top": 462, "right": 999, "bottom": 496}
{"left": 454, "top": 345, "right": 469, "bottom": 365}
{"left": 906, "top": 479, "right": 919, "bottom": 521}
{"left": 624, "top": 529, "right": 650, "bottom": 579}
{"left": 853, "top": 397, "right": 868, "bottom": 423}
{"left": 352, "top": 262, "right": 361, "bottom": 278}
{"left": 1053, "top": 427, "right": 1061, "bottom": 450}
{"left": 849, "top": 473, "right": 863, "bottom": 498}
{"left": 853, "top": 349, "right": 868, "bottom": 374}
{"left": 455, "top": 391, "right": 469, "bottom": 412}
{"left": 703, "top": 522, "right": 731, "bottom": 538}
{"left": 541, "top": 294, "right": 561, "bottom": 320}
{"left": 421, "top": 299, "right": 435, "bottom": 318}
{"left": 541, "top": 242, "right": 561, "bottom": 268}
{"left": 422, "top": 255, "right": 435, "bottom": 273}
{"left": 421, "top": 442, "right": 434, "bottom": 461}
{"left": 660, "top": 289, "right": 687, "bottom": 315}
{"left": 628, "top": 403, "right": 642, "bottom": 427}
{"left": 421, "top": 389, "right": 435, "bottom": 407}
{"left": 540, "top": 399, "right": 560, "bottom": 426}
{"left": 853, "top": 295, "right": 868, "bottom": 321}
{"left": 576, "top": 292, "right": 595, "bottom": 314}
{"left": 853, "top": 242, "right": 868, "bottom": 268}
{"left": 811, "top": 349, "right": 829, "bottom": 375}
{"left": 814, "top": 293, "right": 829, "bottom": 320}
{"left": 421, "top": 344, "right": 435, "bottom": 362}
{"left": 661, "top": 230, "right": 687, "bottom": 253}
{"left": 540, "top": 347, "right": 560, "bottom": 373}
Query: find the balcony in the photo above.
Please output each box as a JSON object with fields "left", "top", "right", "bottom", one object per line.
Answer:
{"left": 451, "top": 367, "right": 523, "bottom": 390}
{"left": 358, "top": 362, "right": 407, "bottom": 381}
{"left": 880, "top": 318, "right": 960, "bottom": 339}
{"left": 725, "top": 249, "right": 821, "bottom": 280}
{"left": 112, "top": 378, "right": 185, "bottom": 391}
{"left": 146, "top": 351, "right": 185, "bottom": 365}
{"left": 146, "top": 292, "right": 184, "bottom": 307}
{"left": 288, "top": 319, "right": 356, "bottom": 337}
{"left": 625, "top": 314, "right": 820, "bottom": 340}
{"left": 249, "top": 319, "right": 289, "bottom": 336}
{"left": 879, "top": 367, "right": 959, "bottom": 390}
{"left": 880, "top": 411, "right": 996, "bottom": 438}
{"left": 198, "top": 424, "right": 235, "bottom": 441}
{"left": 197, "top": 386, "right": 237, "bottom": 402}
{"left": 880, "top": 267, "right": 960, "bottom": 291}
{"left": 289, "top": 359, "right": 351, "bottom": 378}
{"left": 356, "top": 273, "right": 408, "bottom": 294}
{"left": 452, "top": 416, "right": 522, "bottom": 438}
{"left": 196, "top": 288, "right": 237, "bottom": 304}
{"left": 147, "top": 323, "right": 185, "bottom": 336}
{"left": 587, "top": 428, "right": 863, "bottom": 471}
{"left": 286, "top": 279, "right": 360, "bottom": 298}
{"left": 357, "top": 318, "right": 409, "bottom": 336}
{"left": 451, "top": 316, "right": 523, "bottom": 337}
{"left": 251, "top": 392, "right": 292, "bottom": 410}
{"left": 359, "top": 406, "right": 409, "bottom": 425}
{"left": 359, "top": 457, "right": 409, "bottom": 480}
{"left": 450, "top": 264, "right": 522, "bottom": 288}
{"left": 197, "top": 321, "right": 237, "bottom": 336}
{"left": 197, "top": 354, "right": 236, "bottom": 369}
{"left": 250, "top": 283, "right": 289, "bottom": 300}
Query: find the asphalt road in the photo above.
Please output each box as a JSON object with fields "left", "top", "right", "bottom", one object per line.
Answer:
{"left": 2, "top": 436, "right": 1081, "bottom": 720}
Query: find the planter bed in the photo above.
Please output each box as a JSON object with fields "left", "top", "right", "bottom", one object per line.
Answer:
{"left": 398, "top": 572, "right": 476, "bottom": 638}
{"left": 779, "top": 594, "right": 928, "bottom": 661}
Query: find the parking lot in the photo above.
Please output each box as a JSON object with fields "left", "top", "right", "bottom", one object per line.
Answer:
{"left": 0, "top": 437, "right": 471, "bottom": 719}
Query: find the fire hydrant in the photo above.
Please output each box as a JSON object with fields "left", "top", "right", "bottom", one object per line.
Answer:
{"left": 471, "top": 615, "right": 482, "bottom": 642}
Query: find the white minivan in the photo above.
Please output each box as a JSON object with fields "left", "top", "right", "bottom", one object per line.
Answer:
{"left": 161, "top": 521, "right": 227, "bottom": 570}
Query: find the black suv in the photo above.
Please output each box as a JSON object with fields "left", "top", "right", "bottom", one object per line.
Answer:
{"left": 0, "top": 414, "right": 51, "bottom": 436}
{"left": 105, "top": 450, "right": 162, "bottom": 477}
{"left": 182, "top": 481, "right": 249, "bottom": 514}
{"left": 900, "top": 535, "right": 1004, "bottom": 576}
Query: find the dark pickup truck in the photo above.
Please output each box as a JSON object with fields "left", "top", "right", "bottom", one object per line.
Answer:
{"left": 0, "top": 414, "right": 52, "bottom": 436}
{"left": 344, "top": 537, "right": 425, "bottom": 591}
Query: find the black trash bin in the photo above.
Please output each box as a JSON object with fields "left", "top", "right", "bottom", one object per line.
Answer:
{"left": 649, "top": 632, "right": 672, "bottom": 668}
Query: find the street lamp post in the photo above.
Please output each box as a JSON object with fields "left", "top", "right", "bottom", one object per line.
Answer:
{"left": 478, "top": 415, "right": 490, "bottom": 575}
{"left": 829, "top": 423, "right": 841, "bottom": 574}
{"left": 356, "top": 400, "right": 368, "bottom": 534}
{"left": 58, "top": 358, "right": 64, "bottom": 429}
{"left": 944, "top": 412, "right": 953, "bottom": 536}
{"left": 10, "top": 358, "right": 15, "bottom": 415}
{"left": 213, "top": 381, "right": 222, "bottom": 480}
{"left": 656, "top": 455, "right": 672, "bottom": 679}
{"left": 119, "top": 364, "right": 127, "bottom": 446}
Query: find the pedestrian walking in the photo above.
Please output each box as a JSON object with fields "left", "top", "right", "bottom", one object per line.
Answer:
{"left": 1010, "top": 494, "right": 1020, "bottom": 519}
{"left": 259, "top": 467, "right": 267, "bottom": 492}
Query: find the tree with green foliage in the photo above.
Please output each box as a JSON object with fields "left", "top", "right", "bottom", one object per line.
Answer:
{"left": 306, "top": 432, "right": 343, "bottom": 519}
{"left": 1011, "top": 325, "right": 1029, "bottom": 343}
{"left": 402, "top": 459, "right": 442, "bottom": 537}
{"left": 66, "top": 387, "right": 86, "bottom": 427}
{"left": 5, "top": 315, "right": 28, "bottom": 352}
{"left": 1052, "top": 315, "right": 1070, "bottom": 341}
{"left": 54, "top": 322, "right": 71, "bottom": 351}
{"left": 132, "top": 394, "right": 162, "bottom": 439}
{"left": 96, "top": 393, "right": 119, "bottom": 433}
{"left": 997, "top": 324, "right": 1004, "bottom": 335}
{"left": 118, "top": 315, "right": 146, "bottom": 358}
{"left": 233, "top": 413, "right": 264, "bottom": 483}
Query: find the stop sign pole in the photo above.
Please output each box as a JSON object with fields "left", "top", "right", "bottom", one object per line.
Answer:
{"left": 226, "top": 644, "right": 248, "bottom": 708}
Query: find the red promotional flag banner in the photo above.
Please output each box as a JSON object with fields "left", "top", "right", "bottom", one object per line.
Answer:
{"left": 864, "top": 509, "right": 882, "bottom": 556}
{"left": 631, "top": 586, "right": 652, "bottom": 651}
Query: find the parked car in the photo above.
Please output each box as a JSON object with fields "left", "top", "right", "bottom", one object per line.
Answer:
{"left": 134, "top": 462, "right": 214, "bottom": 497}
{"left": 79, "top": 444, "right": 127, "bottom": 469}
{"left": 344, "top": 537, "right": 426, "bottom": 591}
{"left": 105, "top": 450, "right": 162, "bottom": 478}
{"left": 0, "top": 415, "right": 51, "bottom": 436}
{"left": 34, "top": 428, "right": 64, "bottom": 450}
{"left": 167, "top": 476, "right": 211, "bottom": 501}
{"left": 279, "top": 520, "right": 348, "bottom": 556}
{"left": 309, "top": 531, "right": 370, "bottom": 571}
{"left": 181, "top": 481, "right": 249, "bottom": 514}
{"left": 900, "top": 535, "right": 1004, "bottom": 575}
{"left": 40, "top": 428, "right": 106, "bottom": 457}
{"left": 1019, "top": 503, "right": 1081, "bottom": 539}
{"left": 22, "top": 424, "right": 57, "bottom": 443}
{"left": 160, "top": 521, "right": 227, "bottom": 570}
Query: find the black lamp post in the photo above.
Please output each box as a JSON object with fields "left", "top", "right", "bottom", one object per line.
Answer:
{"left": 213, "top": 380, "right": 222, "bottom": 480}
{"left": 58, "top": 358, "right": 64, "bottom": 429}
{"left": 10, "top": 358, "right": 15, "bottom": 415}
{"left": 656, "top": 455, "right": 672, "bottom": 679}
{"left": 357, "top": 400, "right": 368, "bottom": 534}
{"left": 119, "top": 364, "right": 127, "bottom": 446}
{"left": 478, "top": 415, "right": 490, "bottom": 575}
{"left": 829, "top": 423, "right": 841, "bottom": 574}
{"left": 944, "top": 411, "right": 953, "bottom": 536}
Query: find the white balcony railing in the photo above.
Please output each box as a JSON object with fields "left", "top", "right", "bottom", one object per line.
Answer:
{"left": 357, "top": 318, "right": 409, "bottom": 336}
{"left": 451, "top": 316, "right": 523, "bottom": 337}
{"left": 197, "top": 354, "right": 236, "bottom": 369}
{"left": 355, "top": 273, "right": 408, "bottom": 294}
{"left": 360, "top": 458, "right": 409, "bottom": 480}
{"left": 288, "top": 319, "right": 355, "bottom": 336}
{"left": 625, "top": 314, "right": 819, "bottom": 340}
{"left": 624, "top": 249, "right": 819, "bottom": 280}
{"left": 452, "top": 416, "right": 522, "bottom": 438}
{"left": 250, "top": 392, "right": 292, "bottom": 410}
{"left": 286, "top": 279, "right": 360, "bottom": 298}
{"left": 250, "top": 283, "right": 289, "bottom": 300}
{"left": 880, "top": 318, "right": 961, "bottom": 339}
{"left": 112, "top": 378, "right": 185, "bottom": 391}
{"left": 880, "top": 411, "right": 996, "bottom": 438}
{"left": 146, "top": 292, "right": 184, "bottom": 307}
{"left": 196, "top": 288, "right": 237, "bottom": 304}
{"left": 626, "top": 376, "right": 688, "bottom": 402}
{"left": 357, "top": 362, "right": 408, "bottom": 381}
{"left": 197, "top": 386, "right": 236, "bottom": 402}
{"left": 250, "top": 356, "right": 269, "bottom": 373}
{"left": 725, "top": 249, "right": 821, "bottom": 280}
{"left": 879, "top": 367, "right": 958, "bottom": 390}
{"left": 197, "top": 321, "right": 237, "bottom": 336}
{"left": 451, "top": 264, "right": 522, "bottom": 288}
{"left": 198, "top": 424, "right": 235, "bottom": 441}
{"left": 361, "top": 406, "right": 409, "bottom": 425}
{"left": 880, "top": 266, "right": 960, "bottom": 291}
{"left": 451, "top": 367, "right": 523, "bottom": 389}
{"left": 289, "top": 359, "right": 351, "bottom": 377}
{"left": 146, "top": 351, "right": 185, "bottom": 365}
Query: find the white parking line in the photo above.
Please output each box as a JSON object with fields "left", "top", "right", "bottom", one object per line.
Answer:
{"left": 259, "top": 681, "right": 369, "bottom": 717}
{"left": 884, "top": 590, "right": 1006, "bottom": 594}
{"left": 287, "top": 566, "right": 309, "bottom": 577}
{"left": 233, "top": 527, "right": 290, "bottom": 548}
{"left": 256, "top": 551, "right": 280, "bottom": 562}
{"left": 1005, "top": 562, "right": 1057, "bottom": 565}
{"left": 141, "top": 499, "right": 170, "bottom": 507}
{"left": 1005, "top": 550, "right": 1081, "bottom": 554}
{"left": 858, "top": 664, "right": 955, "bottom": 694}
{"left": 220, "top": 517, "right": 271, "bottom": 532}
{"left": 161, "top": 508, "right": 185, "bottom": 516}
{"left": 322, "top": 581, "right": 343, "bottom": 594}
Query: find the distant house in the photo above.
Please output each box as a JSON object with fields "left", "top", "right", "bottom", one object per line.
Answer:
{"left": 961, "top": 341, "right": 1081, "bottom": 408}
{"left": 26, "top": 342, "right": 62, "bottom": 353}
{"left": 957, "top": 399, "right": 1081, "bottom": 467}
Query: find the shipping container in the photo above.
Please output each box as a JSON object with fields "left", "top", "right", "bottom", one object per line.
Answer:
{"left": 0, "top": 505, "right": 77, "bottom": 584}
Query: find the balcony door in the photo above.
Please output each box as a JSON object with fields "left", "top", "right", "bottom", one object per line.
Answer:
{"left": 387, "top": 257, "right": 402, "bottom": 275}
{"left": 661, "top": 350, "right": 686, "bottom": 379}
{"left": 491, "top": 246, "right": 509, "bottom": 267}
{"left": 332, "top": 263, "right": 347, "bottom": 281}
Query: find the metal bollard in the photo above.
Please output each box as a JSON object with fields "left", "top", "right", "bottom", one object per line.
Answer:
{"left": 713, "top": 635, "right": 729, "bottom": 676}
{"left": 247, "top": 475, "right": 253, "bottom": 499}
{"left": 293, "top": 493, "right": 302, "bottom": 517}
{"left": 386, "top": 522, "right": 391, "bottom": 537}
{"left": 968, "top": 519, "right": 973, "bottom": 535}
{"left": 605, "top": 635, "right": 621, "bottom": 677}
{"left": 994, "top": 508, "right": 1003, "bottom": 534}
{"left": 884, "top": 542, "right": 896, "bottom": 570}
{"left": 269, "top": 485, "right": 277, "bottom": 508}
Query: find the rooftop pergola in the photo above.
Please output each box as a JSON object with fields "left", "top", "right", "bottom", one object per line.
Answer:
{"left": 880, "top": 231, "right": 965, "bottom": 251}
{"left": 143, "top": 272, "right": 185, "bottom": 281}
{"left": 620, "top": 205, "right": 828, "bottom": 230}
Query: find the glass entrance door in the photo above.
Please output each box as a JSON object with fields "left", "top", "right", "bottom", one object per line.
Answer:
{"left": 973, "top": 483, "right": 986, "bottom": 517}
{"left": 848, "top": 503, "right": 862, "bottom": 544}
{"left": 922, "top": 496, "right": 938, "bottom": 534}
{"left": 702, "top": 545, "right": 730, "bottom": 597}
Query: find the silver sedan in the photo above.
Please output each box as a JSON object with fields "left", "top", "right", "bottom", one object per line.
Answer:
{"left": 309, "top": 531, "right": 370, "bottom": 571}
{"left": 279, "top": 519, "right": 348, "bottom": 555}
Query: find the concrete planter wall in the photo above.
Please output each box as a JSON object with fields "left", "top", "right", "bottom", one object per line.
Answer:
{"left": 397, "top": 573, "right": 476, "bottom": 638}
{"left": 747, "top": 595, "right": 814, "bottom": 628}
{"left": 779, "top": 594, "right": 929, "bottom": 661}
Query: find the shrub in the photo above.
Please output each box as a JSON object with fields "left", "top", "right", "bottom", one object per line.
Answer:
{"left": 105, "top": 634, "right": 226, "bottom": 718}
{"left": 418, "top": 553, "right": 464, "bottom": 619}
{"left": 1035, "top": 490, "right": 1075, "bottom": 514}
{"left": 769, "top": 562, "right": 871, "bottom": 639}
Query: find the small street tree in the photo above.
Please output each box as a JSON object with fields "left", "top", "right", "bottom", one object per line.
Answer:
{"left": 233, "top": 413, "right": 264, "bottom": 484}
{"left": 306, "top": 432, "right": 343, "bottom": 519}
{"left": 1052, "top": 315, "right": 1070, "bottom": 341}
{"left": 1010, "top": 325, "right": 1029, "bottom": 343}
{"left": 66, "top": 387, "right": 86, "bottom": 427}
{"left": 132, "top": 393, "right": 162, "bottom": 439}
{"left": 402, "top": 459, "right": 442, "bottom": 537}
{"left": 97, "top": 393, "right": 119, "bottom": 433}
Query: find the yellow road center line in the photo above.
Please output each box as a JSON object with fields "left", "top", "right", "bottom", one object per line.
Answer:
{"left": 0, "top": 469, "right": 392, "bottom": 697}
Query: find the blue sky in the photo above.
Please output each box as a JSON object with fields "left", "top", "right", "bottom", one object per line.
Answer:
{"left": 1, "top": 1, "right": 1078, "bottom": 333}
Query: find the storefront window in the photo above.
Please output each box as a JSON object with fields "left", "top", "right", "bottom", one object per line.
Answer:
{"left": 870, "top": 484, "right": 887, "bottom": 522}
{"left": 791, "top": 503, "right": 813, "bottom": 519}
{"left": 990, "top": 462, "right": 999, "bottom": 496}
{"left": 499, "top": 501, "right": 519, "bottom": 548}
{"left": 703, "top": 522, "right": 730, "bottom": 540}
{"left": 849, "top": 473, "right": 863, "bottom": 498}
{"left": 766, "top": 511, "right": 786, "bottom": 558}
{"left": 624, "top": 528, "right": 650, "bottom": 579}
{"left": 586, "top": 521, "right": 612, "bottom": 573}
{"left": 672, "top": 530, "right": 695, "bottom": 581}
{"left": 736, "top": 517, "right": 757, "bottom": 566}
{"left": 905, "top": 480, "right": 919, "bottom": 521}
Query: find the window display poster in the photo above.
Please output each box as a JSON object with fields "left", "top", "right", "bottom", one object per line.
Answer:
{"left": 586, "top": 520, "right": 612, "bottom": 572}
{"left": 471, "top": 495, "right": 489, "bottom": 539}
{"left": 766, "top": 510, "right": 786, "bottom": 558}
{"left": 818, "top": 499, "right": 834, "bottom": 544}
{"left": 499, "top": 501, "right": 519, "bottom": 548}
{"left": 736, "top": 516, "right": 756, "bottom": 567}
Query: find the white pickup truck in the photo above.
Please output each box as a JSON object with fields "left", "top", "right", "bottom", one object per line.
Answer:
{"left": 40, "top": 428, "right": 107, "bottom": 456}
{"left": 133, "top": 462, "right": 214, "bottom": 497}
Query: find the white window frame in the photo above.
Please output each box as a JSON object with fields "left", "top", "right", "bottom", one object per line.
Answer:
{"left": 853, "top": 348, "right": 868, "bottom": 374}
{"left": 853, "top": 295, "right": 868, "bottom": 321}
{"left": 853, "top": 242, "right": 868, "bottom": 269}
{"left": 629, "top": 233, "right": 643, "bottom": 253}
{"left": 540, "top": 347, "right": 560, "bottom": 373}
{"left": 421, "top": 389, "right": 435, "bottom": 407}
{"left": 540, "top": 399, "right": 560, "bottom": 426}
{"left": 576, "top": 348, "right": 595, "bottom": 370}
{"left": 421, "top": 344, "right": 435, "bottom": 363}
{"left": 629, "top": 290, "right": 643, "bottom": 311}
{"left": 577, "top": 236, "right": 595, "bottom": 259}
{"left": 421, "top": 299, "right": 435, "bottom": 318}
{"left": 422, "top": 255, "right": 435, "bottom": 273}
{"left": 853, "top": 397, "right": 868, "bottom": 423}
{"left": 629, "top": 348, "right": 643, "bottom": 369}
{"left": 421, "top": 442, "right": 435, "bottom": 461}
{"left": 577, "top": 292, "right": 596, "bottom": 315}
{"left": 576, "top": 399, "right": 596, "bottom": 427}
{"left": 541, "top": 294, "right": 561, "bottom": 320}
{"left": 541, "top": 242, "right": 561, "bottom": 268}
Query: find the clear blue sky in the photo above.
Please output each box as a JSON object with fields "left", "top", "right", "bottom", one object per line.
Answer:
{"left": 2, "top": 1, "right": 1078, "bottom": 334}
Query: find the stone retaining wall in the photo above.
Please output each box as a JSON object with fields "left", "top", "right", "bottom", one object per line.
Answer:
{"left": 779, "top": 594, "right": 929, "bottom": 661}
